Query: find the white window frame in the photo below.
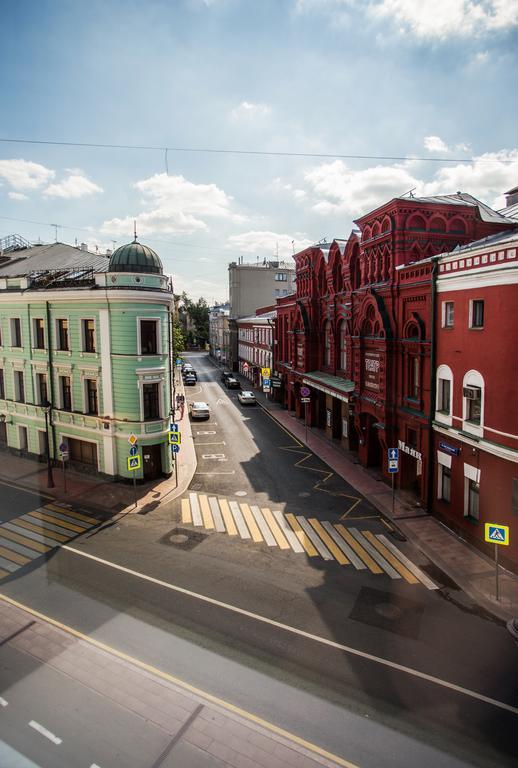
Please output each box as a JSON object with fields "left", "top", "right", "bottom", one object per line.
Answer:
{"left": 462, "top": 370, "right": 484, "bottom": 437}
{"left": 10, "top": 317, "right": 23, "bottom": 348}
{"left": 469, "top": 299, "right": 484, "bottom": 329}
{"left": 436, "top": 364, "right": 453, "bottom": 426}
{"left": 137, "top": 317, "right": 162, "bottom": 356}
{"left": 33, "top": 370, "right": 48, "bottom": 406}
{"left": 80, "top": 317, "right": 97, "bottom": 354}
{"left": 55, "top": 316, "right": 71, "bottom": 352}
{"left": 441, "top": 301, "right": 454, "bottom": 328}
{"left": 13, "top": 369, "right": 25, "bottom": 403}
{"left": 32, "top": 317, "right": 46, "bottom": 350}
{"left": 437, "top": 450, "right": 452, "bottom": 501}
{"left": 463, "top": 463, "right": 481, "bottom": 519}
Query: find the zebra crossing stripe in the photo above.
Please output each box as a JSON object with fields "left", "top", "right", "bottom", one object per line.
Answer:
{"left": 240, "top": 504, "right": 263, "bottom": 543}
{"left": 219, "top": 499, "right": 238, "bottom": 536}
{"left": 362, "top": 531, "right": 418, "bottom": 584}
{"left": 0, "top": 537, "right": 39, "bottom": 561}
{"left": 181, "top": 498, "right": 192, "bottom": 524}
{"left": 45, "top": 503, "right": 98, "bottom": 525}
{"left": 40, "top": 507, "right": 90, "bottom": 529}
{"left": 229, "top": 501, "right": 251, "bottom": 539}
{"left": 189, "top": 493, "right": 202, "bottom": 526}
{"left": 260, "top": 508, "right": 290, "bottom": 550}
{"left": 376, "top": 534, "right": 438, "bottom": 590}
{"left": 199, "top": 495, "right": 214, "bottom": 530}
{"left": 308, "top": 519, "right": 349, "bottom": 565}
{"left": 250, "top": 506, "right": 277, "bottom": 547}
{"left": 321, "top": 522, "right": 366, "bottom": 569}
{"left": 349, "top": 529, "right": 400, "bottom": 579}
{"left": 0, "top": 544, "right": 29, "bottom": 566}
{"left": 335, "top": 525, "right": 381, "bottom": 573}
{"left": 209, "top": 497, "right": 225, "bottom": 533}
{"left": 0, "top": 526, "right": 50, "bottom": 554}
{"left": 0, "top": 555, "right": 18, "bottom": 572}
{"left": 4, "top": 521, "right": 66, "bottom": 547}
{"left": 296, "top": 517, "right": 333, "bottom": 560}
{"left": 284, "top": 514, "right": 318, "bottom": 556}
{"left": 272, "top": 510, "right": 304, "bottom": 554}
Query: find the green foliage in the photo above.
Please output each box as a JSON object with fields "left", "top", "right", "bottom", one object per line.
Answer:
{"left": 180, "top": 292, "right": 210, "bottom": 348}
{"left": 172, "top": 319, "right": 185, "bottom": 354}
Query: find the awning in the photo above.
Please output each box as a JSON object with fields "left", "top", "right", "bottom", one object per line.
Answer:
{"left": 302, "top": 371, "right": 354, "bottom": 403}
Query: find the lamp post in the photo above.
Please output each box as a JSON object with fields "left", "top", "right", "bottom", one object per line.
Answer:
{"left": 42, "top": 399, "right": 54, "bottom": 488}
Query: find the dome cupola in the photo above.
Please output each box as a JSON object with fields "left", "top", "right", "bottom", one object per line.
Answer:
{"left": 108, "top": 231, "right": 163, "bottom": 275}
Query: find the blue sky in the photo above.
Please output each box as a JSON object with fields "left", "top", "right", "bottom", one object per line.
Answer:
{"left": 1, "top": 0, "right": 517, "bottom": 299}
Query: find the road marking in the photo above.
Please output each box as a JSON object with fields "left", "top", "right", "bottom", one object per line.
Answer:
{"left": 0, "top": 544, "right": 30, "bottom": 566}
{"left": 229, "top": 501, "right": 250, "bottom": 539}
{"left": 195, "top": 471, "right": 235, "bottom": 475}
{"left": 240, "top": 504, "right": 263, "bottom": 543}
{"left": 284, "top": 514, "right": 318, "bottom": 556}
{"left": 199, "top": 495, "right": 214, "bottom": 530}
{"left": 334, "top": 525, "right": 382, "bottom": 574}
{"left": 376, "top": 534, "right": 438, "bottom": 590}
{"left": 321, "top": 522, "right": 366, "bottom": 570}
{"left": 30, "top": 509, "right": 85, "bottom": 533}
{"left": 196, "top": 431, "right": 216, "bottom": 435}
{"left": 261, "top": 508, "right": 290, "bottom": 550}
{"left": 296, "top": 517, "right": 333, "bottom": 560}
{"left": 209, "top": 497, "right": 225, "bottom": 533}
{"left": 181, "top": 499, "right": 192, "bottom": 524}
{"left": 201, "top": 454, "right": 227, "bottom": 460}
{"left": 28, "top": 720, "right": 62, "bottom": 745}
{"left": 25, "top": 513, "right": 79, "bottom": 538}
{"left": 218, "top": 499, "right": 237, "bottom": 536}
{"left": 272, "top": 510, "right": 304, "bottom": 554}
{"left": 0, "top": 555, "right": 19, "bottom": 572}
{"left": 5, "top": 566, "right": 518, "bottom": 721}
{"left": 45, "top": 504, "right": 98, "bottom": 525}
{"left": 4, "top": 520, "right": 66, "bottom": 545}
{"left": 0, "top": 536, "right": 39, "bottom": 561}
{"left": 308, "top": 519, "right": 349, "bottom": 566}
{"left": 362, "top": 531, "right": 418, "bottom": 585}
{"left": 0, "top": 527, "right": 51, "bottom": 554}
{"left": 189, "top": 493, "right": 202, "bottom": 527}
{"left": 196, "top": 441, "right": 226, "bottom": 445}
{"left": 250, "top": 506, "right": 277, "bottom": 547}
{"left": 0, "top": 696, "right": 8, "bottom": 707}
{"left": 349, "top": 529, "right": 400, "bottom": 579}
{"left": 235, "top": 491, "right": 247, "bottom": 497}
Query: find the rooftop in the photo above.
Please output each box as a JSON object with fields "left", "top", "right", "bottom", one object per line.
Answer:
{"left": 0, "top": 242, "right": 109, "bottom": 277}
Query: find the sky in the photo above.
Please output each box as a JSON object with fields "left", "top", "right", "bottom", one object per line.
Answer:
{"left": 1, "top": 0, "right": 518, "bottom": 300}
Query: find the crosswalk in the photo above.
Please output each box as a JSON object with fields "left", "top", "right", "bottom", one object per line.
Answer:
{"left": 182, "top": 493, "right": 438, "bottom": 589}
{"left": 0, "top": 503, "right": 99, "bottom": 581}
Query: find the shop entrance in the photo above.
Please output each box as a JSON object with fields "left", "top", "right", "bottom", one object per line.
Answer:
{"left": 143, "top": 443, "right": 162, "bottom": 480}
{"left": 363, "top": 414, "right": 382, "bottom": 468}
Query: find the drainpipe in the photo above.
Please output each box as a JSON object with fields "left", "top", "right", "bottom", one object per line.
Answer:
{"left": 426, "top": 258, "right": 439, "bottom": 513}
{"left": 45, "top": 301, "right": 56, "bottom": 459}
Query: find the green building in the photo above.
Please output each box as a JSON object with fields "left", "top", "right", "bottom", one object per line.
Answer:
{"left": 0, "top": 236, "right": 174, "bottom": 481}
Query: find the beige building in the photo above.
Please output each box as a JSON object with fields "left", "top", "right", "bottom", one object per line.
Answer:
{"left": 209, "top": 303, "right": 230, "bottom": 365}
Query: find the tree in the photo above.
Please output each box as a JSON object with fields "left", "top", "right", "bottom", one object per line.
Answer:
{"left": 180, "top": 293, "right": 210, "bottom": 348}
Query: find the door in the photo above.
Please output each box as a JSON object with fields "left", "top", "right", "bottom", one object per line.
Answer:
{"left": 143, "top": 443, "right": 162, "bottom": 480}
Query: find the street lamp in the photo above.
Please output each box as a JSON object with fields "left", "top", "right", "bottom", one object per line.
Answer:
{"left": 41, "top": 399, "right": 54, "bottom": 488}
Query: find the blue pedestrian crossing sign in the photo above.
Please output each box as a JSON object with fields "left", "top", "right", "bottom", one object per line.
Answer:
{"left": 388, "top": 448, "right": 399, "bottom": 461}
{"left": 127, "top": 455, "right": 141, "bottom": 471}
{"left": 484, "top": 523, "right": 509, "bottom": 546}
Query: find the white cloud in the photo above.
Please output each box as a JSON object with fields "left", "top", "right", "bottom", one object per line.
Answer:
{"left": 0, "top": 159, "right": 54, "bottom": 191}
{"left": 8, "top": 191, "right": 29, "bottom": 201}
{"left": 102, "top": 172, "right": 244, "bottom": 237}
{"left": 231, "top": 101, "right": 271, "bottom": 120}
{"left": 424, "top": 135, "right": 449, "bottom": 153}
{"left": 226, "top": 230, "right": 313, "bottom": 257}
{"left": 44, "top": 173, "right": 103, "bottom": 199}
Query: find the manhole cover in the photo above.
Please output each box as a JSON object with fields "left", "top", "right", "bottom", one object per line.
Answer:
{"left": 374, "top": 603, "right": 402, "bottom": 620}
{"left": 349, "top": 586, "right": 424, "bottom": 639}
{"left": 235, "top": 491, "right": 247, "bottom": 497}
{"left": 159, "top": 527, "right": 207, "bottom": 551}
{"left": 170, "top": 534, "right": 189, "bottom": 545}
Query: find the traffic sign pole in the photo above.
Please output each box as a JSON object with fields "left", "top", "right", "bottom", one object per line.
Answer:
{"left": 495, "top": 544, "right": 499, "bottom": 602}
{"left": 305, "top": 400, "right": 308, "bottom": 444}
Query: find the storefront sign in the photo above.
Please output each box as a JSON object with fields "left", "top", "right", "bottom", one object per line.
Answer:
{"left": 326, "top": 409, "right": 332, "bottom": 427}
{"left": 397, "top": 439, "right": 422, "bottom": 461}
{"left": 296, "top": 342, "right": 305, "bottom": 369}
{"left": 364, "top": 352, "right": 380, "bottom": 391}
{"left": 439, "top": 441, "right": 460, "bottom": 456}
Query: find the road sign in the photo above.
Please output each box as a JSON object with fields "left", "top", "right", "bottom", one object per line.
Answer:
{"left": 388, "top": 459, "right": 398, "bottom": 473}
{"left": 170, "top": 423, "right": 179, "bottom": 432}
{"left": 388, "top": 447, "right": 399, "bottom": 461}
{"left": 485, "top": 523, "right": 509, "bottom": 546}
{"left": 171, "top": 444, "right": 180, "bottom": 453}
{"left": 127, "top": 455, "right": 141, "bottom": 471}
{"left": 262, "top": 367, "right": 271, "bottom": 378}
{"left": 129, "top": 445, "right": 138, "bottom": 457}
{"left": 60, "top": 451, "right": 69, "bottom": 461}
{"left": 176, "top": 358, "right": 183, "bottom": 365}
{"left": 300, "top": 386, "right": 310, "bottom": 397}
{"left": 59, "top": 441, "right": 67, "bottom": 453}
{"left": 169, "top": 431, "right": 181, "bottom": 445}
{"left": 243, "top": 362, "right": 249, "bottom": 370}
{"left": 128, "top": 433, "right": 138, "bottom": 446}
{"left": 263, "top": 378, "right": 270, "bottom": 388}
{"left": 301, "top": 397, "right": 311, "bottom": 403}
{"left": 271, "top": 380, "right": 281, "bottom": 387}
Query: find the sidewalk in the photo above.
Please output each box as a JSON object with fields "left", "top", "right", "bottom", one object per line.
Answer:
{"left": 232, "top": 368, "right": 518, "bottom": 622}
{"left": 0, "top": 373, "right": 197, "bottom": 517}
{"left": 0, "top": 596, "right": 345, "bottom": 768}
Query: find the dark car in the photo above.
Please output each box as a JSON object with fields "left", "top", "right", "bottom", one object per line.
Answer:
{"left": 220, "top": 370, "right": 232, "bottom": 383}
{"left": 184, "top": 373, "right": 197, "bottom": 386}
{"left": 225, "top": 376, "right": 240, "bottom": 389}
{"left": 182, "top": 368, "right": 197, "bottom": 381}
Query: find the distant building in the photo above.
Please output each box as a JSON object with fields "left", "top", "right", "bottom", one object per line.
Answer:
{"left": 0, "top": 236, "right": 174, "bottom": 482}
{"left": 237, "top": 306, "right": 276, "bottom": 388}
{"left": 209, "top": 303, "right": 230, "bottom": 365}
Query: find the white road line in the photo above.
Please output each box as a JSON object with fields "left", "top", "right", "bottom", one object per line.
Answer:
{"left": 229, "top": 501, "right": 251, "bottom": 539}
{"left": 195, "top": 471, "right": 235, "bottom": 475}
{"left": 295, "top": 516, "right": 333, "bottom": 560}
{"left": 376, "top": 534, "right": 438, "bottom": 590}
{"left": 250, "top": 506, "right": 277, "bottom": 547}
{"left": 321, "top": 522, "right": 366, "bottom": 569}
{"left": 0, "top": 696, "right": 8, "bottom": 707}
{"left": 209, "top": 497, "right": 225, "bottom": 533}
{"left": 196, "top": 441, "right": 226, "bottom": 445}
{"left": 189, "top": 493, "right": 202, "bottom": 527}
{"left": 272, "top": 510, "right": 304, "bottom": 554}
{"left": 349, "top": 529, "right": 400, "bottom": 579}
{"left": 28, "top": 720, "right": 62, "bottom": 745}
{"left": 90, "top": 764, "right": 103, "bottom": 768}
{"left": 61, "top": 544, "right": 518, "bottom": 716}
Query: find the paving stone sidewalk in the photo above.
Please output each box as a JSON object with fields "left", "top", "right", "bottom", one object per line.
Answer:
{"left": 0, "top": 597, "right": 345, "bottom": 768}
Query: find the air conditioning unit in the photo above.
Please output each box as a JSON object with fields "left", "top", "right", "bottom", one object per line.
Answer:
{"left": 463, "top": 386, "right": 480, "bottom": 400}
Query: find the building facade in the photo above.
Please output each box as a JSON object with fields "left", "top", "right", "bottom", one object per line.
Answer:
{"left": 0, "top": 238, "right": 174, "bottom": 482}
{"left": 237, "top": 308, "right": 275, "bottom": 387}
{"left": 433, "top": 228, "right": 518, "bottom": 568}
{"left": 209, "top": 303, "right": 230, "bottom": 365}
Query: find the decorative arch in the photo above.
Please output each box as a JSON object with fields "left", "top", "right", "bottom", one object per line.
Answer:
{"left": 363, "top": 225, "right": 372, "bottom": 241}
{"left": 430, "top": 216, "right": 446, "bottom": 233}
{"left": 337, "top": 319, "right": 347, "bottom": 371}
{"left": 436, "top": 364, "right": 453, "bottom": 425}
{"left": 371, "top": 221, "right": 381, "bottom": 237}
{"left": 316, "top": 259, "right": 327, "bottom": 297}
{"left": 381, "top": 216, "right": 391, "bottom": 233}
{"left": 407, "top": 214, "right": 427, "bottom": 231}
{"left": 462, "top": 369, "right": 484, "bottom": 437}
{"left": 449, "top": 217, "right": 467, "bottom": 235}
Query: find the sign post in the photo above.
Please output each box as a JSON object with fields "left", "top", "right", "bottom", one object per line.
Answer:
{"left": 128, "top": 434, "right": 139, "bottom": 509}
{"left": 300, "top": 387, "right": 311, "bottom": 443}
{"left": 59, "top": 441, "right": 68, "bottom": 494}
{"left": 388, "top": 448, "right": 399, "bottom": 519}
{"left": 484, "top": 523, "right": 510, "bottom": 601}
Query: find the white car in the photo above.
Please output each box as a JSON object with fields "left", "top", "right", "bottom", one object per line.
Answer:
{"left": 237, "top": 390, "right": 256, "bottom": 405}
{"left": 189, "top": 401, "right": 210, "bottom": 420}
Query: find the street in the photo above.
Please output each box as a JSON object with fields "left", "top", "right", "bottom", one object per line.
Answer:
{"left": 0, "top": 353, "right": 517, "bottom": 768}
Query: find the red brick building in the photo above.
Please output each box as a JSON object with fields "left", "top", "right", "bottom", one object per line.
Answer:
{"left": 276, "top": 193, "right": 515, "bottom": 508}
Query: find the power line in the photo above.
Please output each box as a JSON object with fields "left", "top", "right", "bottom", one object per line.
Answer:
{"left": 1, "top": 136, "right": 516, "bottom": 164}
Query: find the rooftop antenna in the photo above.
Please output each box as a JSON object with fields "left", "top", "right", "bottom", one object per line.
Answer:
{"left": 292, "top": 240, "right": 295, "bottom": 255}
{"left": 133, "top": 219, "right": 138, "bottom": 242}
{"left": 401, "top": 187, "right": 417, "bottom": 198}
{"left": 52, "top": 224, "right": 58, "bottom": 243}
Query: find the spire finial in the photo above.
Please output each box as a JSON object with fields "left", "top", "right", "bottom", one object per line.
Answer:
{"left": 133, "top": 219, "right": 138, "bottom": 242}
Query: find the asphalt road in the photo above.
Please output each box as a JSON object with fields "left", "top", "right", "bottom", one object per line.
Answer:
{"left": 0, "top": 355, "right": 517, "bottom": 767}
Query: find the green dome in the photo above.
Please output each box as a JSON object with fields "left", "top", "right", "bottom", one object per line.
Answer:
{"left": 108, "top": 240, "right": 163, "bottom": 275}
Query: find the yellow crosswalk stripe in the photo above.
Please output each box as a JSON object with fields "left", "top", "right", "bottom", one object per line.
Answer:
{"left": 219, "top": 499, "right": 238, "bottom": 536}
{"left": 199, "top": 495, "right": 214, "bottom": 530}
{"left": 29, "top": 510, "right": 84, "bottom": 533}
{"left": 285, "top": 514, "right": 318, "bottom": 556}
{"left": 0, "top": 544, "right": 30, "bottom": 566}
{"left": 308, "top": 519, "right": 349, "bottom": 566}
{"left": 0, "top": 527, "right": 50, "bottom": 554}
{"left": 334, "top": 525, "right": 382, "bottom": 574}
{"left": 240, "top": 504, "right": 263, "bottom": 543}
{"left": 181, "top": 498, "right": 192, "bottom": 524}
{"left": 362, "top": 530, "right": 419, "bottom": 584}
{"left": 44, "top": 504, "right": 98, "bottom": 525}
{"left": 261, "top": 508, "right": 290, "bottom": 549}
{"left": 14, "top": 518, "right": 68, "bottom": 543}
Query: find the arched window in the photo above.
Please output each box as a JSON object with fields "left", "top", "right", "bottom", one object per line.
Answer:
{"left": 372, "top": 221, "right": 381, "bottom": 238}
{"left": 430, "top": 217, "right": 446, "bottom": 233}
{"left": 381, "top": 216, "right": 391, "bottom": 233}
{"left": 363, "top": 226, "right": 372, "bottom": 241}
{"left": 324, "top": 321, "right": 331, "bottom": 367}
{"left": 462, "top": 370, "right": 484, "bottom": 437}
{"left": 436, "top": 364, "right": 453, "bottom": 426}
{"left": 449, "top": 218, "right": 466, "bottom": 235}
{"left": 349, "top": 244, "right": 360, "bottom": 290}
{"left": 407, "top": 214, "right": 426, "bottom": 231}
{"left": 333, "top": 260, "right": 343, "bottom": 294}
{"left": 339, "top": 321, "right": 347, "bottom": 371}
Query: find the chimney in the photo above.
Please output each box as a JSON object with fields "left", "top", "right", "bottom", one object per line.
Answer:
{"left": 80, "top": 242, "right": 88, "bottom": 251}
{"left": 106, "top": 249, "right": 112, "bottom": 257}
{"left": 504, "top": 186, "right": 518, "bottom": 207}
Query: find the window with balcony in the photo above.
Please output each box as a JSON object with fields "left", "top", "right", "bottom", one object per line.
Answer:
{"left": 143, "top": 382, "right": 160, "bottom": 420}
{"left": 57, "top": 319, "right": 69, "bottom": 351}
{"left": 83, "top": 319, "right": 96, "bottom": 352}
{"left": 33, "top": 318, "right": 45, "bottom": 349}
{"left": 140, "top": 319, "right": 159, "bottom": 355}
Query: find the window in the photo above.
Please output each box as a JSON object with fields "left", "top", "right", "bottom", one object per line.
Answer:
{"left": 470, "top": 300, "right": 484, "bottom": 329}
{"left": 465, "top": 387, "right": 481, "bottom": 425}
{"left": 442, "top": 301, "right": 454, "bottom": 328}
{"left": 275, "top": 273, "right": 288, "bottom": 282}
{"left": 86, "top": 379, "right": 98, "bottom": 415}
{"left": 60, "top": 376, "right": 72, "bottom": 411}
{"left": 19, "top": 426, "right": 28, "bottom": 452}
{"left": 83, "top": 319, "right": 96, "bottom": 352}
{"left": 33, "top": 318, "right": 45, "bottom": 349}
{"left": 462, "top": 370, "right": 484, "bottom": 435}
{"left": 11, "top": 318, "right": 22, "bottom": 347}
{"left": 467, "top": 480, "right": 480, "bottom": 520}
{"left": 440, "top": 466, "right": 451, "bottom": 502}
{"left": 324, "top": 321, "right": 331, "bottom": 367}
{"left": 57, "top": 319, "right": 69, "bottom": 351}
{"left": 140, "top": 319, "right": 158, "bottom": 355}
{"left": 438, "top": 377, "right": 451, "bottom": 413}
{"left": 339, "top": 321, "right": 347, "bottom": 371}
{"left": 409, "top": 355, "right": 420, "bottom": 399}
{"left": 0, "top": 369, "right": 4, "bottom": 399}
{"left": 36, "top": 373, "right": 48, "bottom": 405}
{"left": 143, "top": 382, "right": 160, "bottom": 420}
{"left": 14, "top": 370, "right": 25, "bottom": 403}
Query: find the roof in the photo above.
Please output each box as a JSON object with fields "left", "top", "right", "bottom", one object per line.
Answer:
{"left": 302, "top": 371, "right": 355, "bottom": 397}
{"left": 237, "top": 310, "right": 276, "bottom": 324}
{"left": 395, "top": 192, "right": 513, "bottom": 224}
{"left": 0, "top": 242, "right": 110, "bottom": 277}
{"left": 447, "top": 227, "right": 518, "bottom": 254}
{"left": 499, "top": 202, "right": 518, "bottom": 221}
{"left": 109, "top": 240, "right": 163, "bottom": 275}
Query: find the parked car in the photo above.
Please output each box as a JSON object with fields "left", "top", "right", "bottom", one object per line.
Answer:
{"left": 189, "top": 401, "right": 210, "bottom": 420}
{"left": 237, "top": 390, "right": 256, "bottom": 405}
{"left": 181, "top": 362, "right": 193, "bottom": 372}
{"left": 225, "top": 376, "right": 240, "bottom": 389}
{"left": 184, "top": 373, "right": 197, "bottom": 386}
{"left": 182, "top": 368, "right": 197, "bottom": 381}
{"left": 220, "top": 370, "right": 232, "bottom": 382}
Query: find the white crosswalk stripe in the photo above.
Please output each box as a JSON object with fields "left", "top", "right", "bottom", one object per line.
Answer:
{"left": 349, "top": 529, "right": 400, "bottom": 579}
{"left": 272, "top": 510, "right": 304, "bottom": 554}
{"left": 209, "top": 497, "right": 225, "bottom": 532}
{"left": 250, "top": 506, "right": 277, "bottom": 547}
{"left": 189, "top": 493, "right": 202, "bottom": 526}
{"left": 295, "top": 516, "right": 333, "bottom": 560}
{"left": 321, "top": 522, "right": 366, "bottom": 569}
{"left": 376, "top": 534, "right": 438, "bottom": 589}
{"left": 229, "top": 501, "right": 251, "bottom": 539}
